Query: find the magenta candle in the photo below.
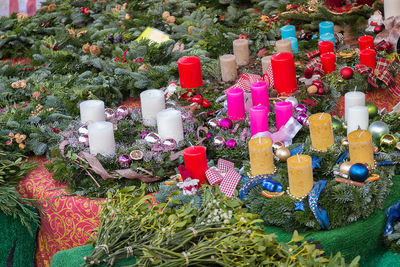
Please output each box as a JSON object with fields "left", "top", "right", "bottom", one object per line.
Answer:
{"left": 320, "top": 52, "right": 336, "bottom": 74}
{"left": 318, "top": 41, "right": 334, "bottom": 55}
{"left": 226, "top": 87, "right": 245, "bottom": 121}
{"left": 251, "top": 81, "right": 270, "bottom": 112}
{"left": 275, "top": 101, "right": 293, "bottom": 130}
{"left": 360, "top": 48, "right": 377, "bottom": 69}
{"left": 250, "top": 106, "right": 269, "bottom": 136}
{"left": 358, "top": 35, "right": 374, "bottom": 51}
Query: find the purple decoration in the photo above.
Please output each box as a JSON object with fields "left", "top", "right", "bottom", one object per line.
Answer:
{"left": 144, "top": 132, "right": 161, "bottom": 144}
{"left": 296, "top": 112, "right": 309, "bottom": 125}
{"left": 225, "top": 139, "right": 237, "bottom": 149}
{"left": 104, "top": 108, "right": 114, "bottom": 120}
{"left": 118, "top": 154, "right": 131, "bottom": 168}
{"left": 116, "top": 106, "right": 129, "bottom": 119}
{"left": 219, "top": 118, "right": 233, "bottom": 130}
{"left": 78, "top": 125, "right": 88, "bottom": 135}
{"left": 141, "top": 131, "right": 149, "bottom": 139}
{"left": 78, "top": 134, "right": 89, "bottom": 146}
{"left": 206, "top": 133, "right": 212, "bottom": 139}
{"left": 294, "top": 104, "right": 307, "bottom": 114}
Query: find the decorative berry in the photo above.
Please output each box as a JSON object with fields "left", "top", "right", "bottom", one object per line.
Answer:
{"left": 202, "top": 99, "right": 211, "bottom": 108}
{"left": 53, "top": 44, "right": 58, "bottom": 51}
{"left": 82, "top": 44, "right": 90, "bottom": 53}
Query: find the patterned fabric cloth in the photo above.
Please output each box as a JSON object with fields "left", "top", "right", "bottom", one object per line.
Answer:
{"left": 305, "top": 57, "right": 325, "bottom": 76}
{"left": 0, "top": 0, "right": 46, "bottom": 17}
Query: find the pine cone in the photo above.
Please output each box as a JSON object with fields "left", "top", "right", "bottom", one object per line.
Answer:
{"left": 162, "top": 11, "right": 170, "bottom": 20}
{"left": 89, "top": 45, "right": 101, "bottom": 56}
{"left": 166, "top": 16, "right": 175, "bottom": 24}
{"left": 82, "top": 44, "right": 90, "bottom": 54}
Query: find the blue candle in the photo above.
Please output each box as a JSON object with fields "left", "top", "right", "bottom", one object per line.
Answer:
{"left": 280, "top": 25, "right": 296, "bottom": 39}
{"left": 319, "top": 33, "right": 335, "bottom": 47}
{"left": 319, "top": 21, "right": 334, "bottom": 36}
{"left": 287, "top": 37, "right": 299, "bottom": 53}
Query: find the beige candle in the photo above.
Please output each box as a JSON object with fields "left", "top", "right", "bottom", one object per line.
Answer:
{"left": 287, "top": 155, "right": 313, "bottom": 198}
{"left": 248, "top": 137, "right": 275, "bottom": 176}
{"left": 275, "top": 39, "right": 292, "bottom": 53}
{"left": 233, "top": 39, "right": 250, "bottom": 66}
{"left": 348, "top": 129, "right": 375, "bottom": 168}
{"left": 261, "top": 56, "right": 272, "bottom": 74}
{"left": 308, "top": 113, "right": 334, "bottom": 151}
{"left": 220, "top": 54, "right": 238, "bottom": 82}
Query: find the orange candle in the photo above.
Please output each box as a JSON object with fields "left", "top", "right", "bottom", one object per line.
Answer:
{"left": 287, "top": 155, "right": 313, "bottom": 198}
{"left": 248, "top": 137, "right": 275, "bottom": 176}
{"left": 348, "top": 130, "right": 375, "bottom": 168}
{"left": 308, "top": 113, "right": 334, "bottom": 151}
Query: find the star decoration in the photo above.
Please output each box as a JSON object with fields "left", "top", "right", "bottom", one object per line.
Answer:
{"left": 294, "top": 202, "right": 305, "bottom": 211}
{"left": 302, "top": 97, "right": 317, "bottom": 107}
{"left": 312, "top": 156, "right": 322, "bottom": 169}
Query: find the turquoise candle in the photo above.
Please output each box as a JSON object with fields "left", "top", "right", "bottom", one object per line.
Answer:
{"left": 287, "top": 37, "right": 298, "bottom": 53}
{"left": 319, "top": 33, "right": 335, "bottom": 47}
{"left": 280, "top": 25, "right": 296, "bottom": 39}
{"left": 319, "top": 21, "right": 334, "bottom": 36}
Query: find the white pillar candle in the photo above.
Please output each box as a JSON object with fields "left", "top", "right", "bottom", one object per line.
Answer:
{"left": 347, "top": 106, "right": 369, "bottom": 135}
{"left": 140, "top": 89, "right": 166, "bottom": 126}
{"left": 261, "top": 56, "right": 272, "bottom": 74}
{"left": 157, "top": 108, "right": 184, "bottom": 142}
{"left": 344, "top": 91, "right": 365, "bottom": 122}
{"left": 233, "top": 39, "right": 250, "bottom": 66}
{"left": 80, "top": 100, "right": 105, "bottom": 124}
{"left": 220, "top": 54, "right": 238, "bottom": 82}
{"left": 384, "top": 0, "right": 400, "bottom": 19}
{"left": 88, "top": 121, "right": 116, "bottom": 156}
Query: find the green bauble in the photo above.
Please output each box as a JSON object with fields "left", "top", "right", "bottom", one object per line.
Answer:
{"left": 331, "top": 118, "right": 342, "bottom": 132}
{"left": 368, "top": 121, "right": 389, "bottom": 144}
{"left": 380, "top": 134, "right": 398, "bottom": 152}
{"left": 366, "top": 101, "right": 378, "bottom": 118}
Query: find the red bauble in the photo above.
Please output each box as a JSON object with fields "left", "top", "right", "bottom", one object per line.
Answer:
{"left": 340, "top": 67, "right": 354, "bottom": 80}
{"left": 202, "top": 99, "right": 211, "bottom": 108}
{"left": 325, "top": 0, "right": 344, "bottom": 8}
{"left": 304, "top": 68, "right": 314, "bottom": 79}
{"left": 190, "top": 94, "right": 203, "bottom": 104}
{"left": 317, "top": 87, "right": 324, "bottom": 94}
{"left": 374, "top": 25, "right": 383, "bottom": 33}
{"left": 312, "top": 80, "right": 324, "bottom": 89}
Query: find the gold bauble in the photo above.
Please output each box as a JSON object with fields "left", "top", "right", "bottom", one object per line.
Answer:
{"left": 272, "top": 141, "right": 284, "bottom": 151}
{"left": 162, "top": 11, "right": 170, "bottom": 20}
{"left": 339, "top": 162, "right": 352, "bottom": 175}
{"left": 89, "top": 45, "right": 101, "bottom": 56}
{"left": 166, "top": 16, "right": 176, "bottom": 24}
{"left": 307, "top": 85, "right": 318, "bottom": 94}
{"left": 82, "top": 44, "right": 90, "bottom": 54}
{"left": 275, "top": 147, "right": 291, "bottom": 162}
{"left": 341, "top": 137, "right": 349, "bottom": 146}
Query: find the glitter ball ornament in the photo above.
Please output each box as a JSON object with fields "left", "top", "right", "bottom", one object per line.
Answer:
{"left": 366, "top": 101, "right": 378, "bottom": 118}
{"left": 130, "top": 150, "right": 143, "bottom": 160}
{"left": 225, "top": 139, "right": 237, "bottom": 149}
{"left": 213, "top": 136, "right": 225, "bottom": 147}
{"left": 339, "top": 162, "right": 352, "bottom": 175}
{"left": 208, "top": 118, "right": 220, "bottom": 128}
{"left": 349, "top": 163, "right": 369, "bottom": 182}
{"left": 294, "top": 104, "right": 307, "bottom": 113}
{"left": 368, "top": 121, "right": 389, "bottom": 143}
{"left": 285, "top": 97, "right": 298, "bottom": 107}
{"left": 104, "top": 108, "right": 114, "bottom": 120}
{"left": 275, "top": 147, "right": 290, "bottom": 162}
{"left": 219, "top": 118, "right": 233, "bottom": 129}
{"left": 380, "top": 134, "right": 398, "bottom": 152}
{"left": 116, "top": 105, "right": 129, "bottom": 118}
{"left": 272, "top": 141, "right": 284, "bottom": 151}
{"left": 118, "top": 154, "right": 131, "bottom": 168}
{"left": 163, "top": 138, "right": 177, "bottom": 150}
{"left": 144, "top": 132, "right": 161, "bottom": 144}
{"left": 296, "top": 112, "right": 309, "bottom": 125}
{"left": 340, "top": 67, "right": 353, "bottom": 80}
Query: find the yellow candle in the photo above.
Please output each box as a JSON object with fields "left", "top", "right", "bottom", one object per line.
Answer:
{"left": 248, "top": 137, "right": 275, "bottom": 176}
{"left": 287, "top": 155, "right": 313, "bottom": 198}
{"left": 348, "top": 129, "right": 375, "bottom": 168}
{"left": 308, "top": 113, "right": 334, "bottom": 151}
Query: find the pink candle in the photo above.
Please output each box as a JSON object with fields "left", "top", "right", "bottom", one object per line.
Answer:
{"left": 320, "top": 52, "right": 336, "bottom": 74}
{"left": 226, "top": 88, "right": 245, "bottom": 121}
{"left": 360, "top": 48, "right": 376, "bottom": 69}
{"left": 275, "top": 101, "right": 293, "bottom": 130}
{"left": 251, "top": 81, "right": 270, "bottom": 112}
{"left": 271, "top": 53, "right": 297, "bottom": 95}
{"left": 318, "top": 41, "right": 334, "bottom": 55}
{"left": 358, "top": 35, "right": 374, "bottom": 51}
{"left": 250, "top": 106, "right": 269, "bottom": 136}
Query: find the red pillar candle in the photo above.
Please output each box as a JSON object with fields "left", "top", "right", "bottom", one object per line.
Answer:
{"left": 358, "top": 35, "right": 374, "bottom": 51}
{"left": 271, "top": 53, "right": 297, "bottom": 95}
{"left": 360, "top": 48, "right": 376, "bottom": 69}
{"left": 178, "top": 56, "right": 203, "bottom": 89}
{"left": 320, "top": 52, "right": 336, "bottom": 74}
{"left": 318, "top": 41, "right": 334, "bottom": 55}
{"left": 183, "top": 146, "right": 208, "bottom": 185}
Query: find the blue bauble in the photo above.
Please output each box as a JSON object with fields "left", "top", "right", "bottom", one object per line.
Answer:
{"left": 262, "top": 179, "right": 283, "bottom": 192}
{"left": 349, "top": 163, "right": 369, "bottom": 182}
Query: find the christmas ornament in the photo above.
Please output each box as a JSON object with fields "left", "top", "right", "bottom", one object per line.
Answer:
{"left": 162, "top": 139, "right": 177, "bottom": 150}
{"left": 366, "top": 10, "right": 383, "bottom": 32}
{"left": 317, "top": 87, "right": 324, "bottom": 94}
{"left": 190, "top": 94, "right": 203, "bottom": 104}
{"left": 219, "top": 118, "right": 233, "bottom": 129}
{"left": 144, "top": 132, "right": 161, "bottom": 144}
{"left": 312, "top": 80, "right": 323, "bottom": 90}
{"left": 374, "top": 25, "right": 383, "bottom": 34}
{"left": 116, "top": 106, "right": 129, "bottom": 118}
{"left": 166, "top": 16, "right": 176, "bottom": 24}
{"left": 208, "top": 119, "right": 219, "bottom": 128}
{"left": 262, "top": 179, "right": 283, "bottom": 192}
{"left": 340, "top": 67, "right": 353, "bottom": 80}
{"left": 104, "top": 108, "right": 114, "bottom": 120}
{"left": 272, "top": 142, "right": 284, "bottom": 151}
{"left": 368, "top": 121, "right": 389, "bottom": 143}
{"left": 294, "top": 104, "right": 307, "bottom": 113}
{"left": 118, "top": 154, "right": 131, "bottom": 168}
{"left": 307, "top": 85, "right": 318, "bottom": 94}
{"left": 202, "top": 99, "right": 211, "bottom": 108}
{"left": 78, "top": 125, "right": 88, "bottom": 135}
{"left": 89, "top": 45, "right": 101, "bottom": 56}
{"left": 296, "top": 113, "right": 309, "bottom": 125}
{"left": 78, "top": 134, "right": 89, "bottom": 146}
{"left": 339, "top": 162, "right": 352, "bottom": 175}
{"left": 341, "top": 137, "right": 349, "bottom": 146}
{"left": 366, "top": 101, "right": 378, "bottom": 118}
{"left": 304, "top": 68, "right": 314, "bottom": 79}
{"left": 349, "top": 163, "right": 369, "bottom": 182}
{"left": 331, "top": 118, "right": 342, "bottom": 131}
{"left": 130, "top": 150, "right": 143, "bottom": 160}
{"left": 213, "top": 136, "right": 225, "bottom": 147}
{"left": 225, "top": 139, "right": 237, "bottom": 149}
{"left": 380, "top": 134, "right": 398, "bottom": 152}
{"left": 275, "top": 147, "right": 291, "bottom": 162}
{"left": 285, "top": 97, "right": 298, "bottom": 107}
{"left": 162, "top": 11, "right": 170, "bottom": 20}
{"left": 82, "top": 44, "right": 90, "bottom": 53}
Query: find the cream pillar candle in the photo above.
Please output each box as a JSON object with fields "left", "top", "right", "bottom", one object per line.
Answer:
{"left": 344, "top": 91, "right": 365, "bottom": 122}
{"left": 220, "top": 54, "right": 238, "bottom": 82}
{"left": 275, "top": 39, "right": 292, "bottom": 53}
{"left": 261, "top": 56, "right": 272, "bottom": 74}
{"left": 384, "top": 0, "right": 400, "bottom": 19}
{"left": 287, "top": 155, "right": 313, "bottom": 198}
{"left": 347, "top": 106, "right": 369, "bottom": 135}
{"left": 248, "top": 137, "right": 275, "bottom": 176}
{"left": 88, "top": 121, "right": 116, "bottom": 156}
{"left": 80, "top": 100, "right": 105, "bottom": 124}
{"left": 308, "top": 113, "right": 334, "bottom": 151}
{"left": 233, "top": 39, "right": 250, "bottom": 66}
{"left": 140, "top": 89, "right": 166, "bottom": 126}
{"left": 156, "top": 108, "right": 184, "bottom": 142}
{"left": 348, "top": 129, "right": 375, "bottom": 168}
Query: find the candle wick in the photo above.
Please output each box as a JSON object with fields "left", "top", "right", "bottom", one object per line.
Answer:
{"left": 319, "top": 113, "right": 324, "bottom": 120}
{"left": 258, "top": 137, "right": 261, "bottom": 144}
{"left": 358, "top": 130, "right": 364, "bottom": 137}
{"left": 297, "top": 154, "right": 300, "bottom": 162}
{"left": 354, "top": 86, "right": 357, "bottom": 92}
